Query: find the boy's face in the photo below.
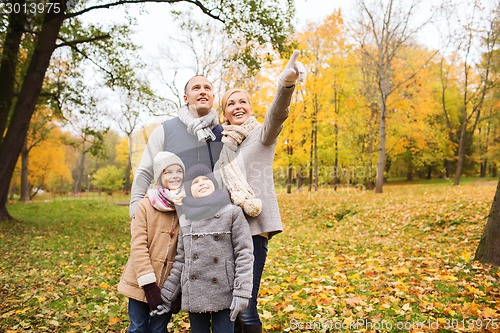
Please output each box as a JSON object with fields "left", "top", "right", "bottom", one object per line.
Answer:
{"left": 161, "top": 164, "right": 184, "bottom": 190}
{"left": 191, "top": 175, "right": 215, "bottom": 199}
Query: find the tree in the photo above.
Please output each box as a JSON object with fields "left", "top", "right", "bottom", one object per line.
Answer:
{"left": 91, "top": 165, "right": 125, "bottom": 191}
{"left": 0, "top": 0, "right": 295, "bottom": 221}
{"left": 442, "top": 0, "right": 500, "bottom": 185}
{"left": 25, "top": 127, "right": 73, "bottom": 195}
{"left": 353, "top": 0, "right": 434, "bottom": 193}
{"left": 385, "top": 47, "right": 452, "bottom": 181}
{"left": 153, "top": 14, "right": 255, "bottom": 109}
{"left": 19, "top": 107, "right": 57, "bottom": 201}
{"left": 109, "top": 76, "right": 162, "bottom": 191}
{"left": 280, "top": 11, "right": 349, "bottom": 191}
{"left": 475, "top": 178, "right": 500, "bottom": 266}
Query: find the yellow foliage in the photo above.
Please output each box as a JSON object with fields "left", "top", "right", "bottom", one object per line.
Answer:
{"left": 115, "top": 136, "right": 129, "bottom": 168}
{"left": 28, "top": 128, "right": 72, "bottom": 192}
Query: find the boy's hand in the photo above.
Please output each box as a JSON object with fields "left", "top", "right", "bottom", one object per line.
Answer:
{"left": 150, "top": 303, "right": 171, "bottom": 317}
{"left": 229, "top": 296, "right": 249, "bottom": 321}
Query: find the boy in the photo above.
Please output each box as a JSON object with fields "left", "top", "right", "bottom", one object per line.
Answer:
{"left": 153, "top": 164, "right": 253, "bottom": 333}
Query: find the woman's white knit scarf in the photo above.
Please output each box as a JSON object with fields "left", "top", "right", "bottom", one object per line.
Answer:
{"left": 178, "top": 105, "right": 218, "bottom": 142}
{"left": 219, "top": 116, "right": 262, "bottom": 217}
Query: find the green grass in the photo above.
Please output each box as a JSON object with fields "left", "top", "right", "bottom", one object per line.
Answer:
{"left": 1, "top": 182, "right": 499, "bottom": 332}
{"left": 0, "top": 201, "right": 130, "bottom": 333}
{"left": 385, "top": 176, "right": 497, "bottom": 186}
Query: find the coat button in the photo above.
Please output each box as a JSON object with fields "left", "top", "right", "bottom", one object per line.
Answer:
{"left": 213, "top": 235, "right": 219, "bottom": 241}
{"left": 214, "top": 214, "right": 220, "bottom": 218}
{"left": 213, "top": 257, "right": 219, "bottom": 264}
{"left": 193, "top": 254, "right": 198, "bottom": 260}
{"left": 212, "top": 278, "right": 218, "bottom": 284}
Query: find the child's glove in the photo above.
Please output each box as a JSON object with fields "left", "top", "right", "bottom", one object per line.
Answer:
{"left": 150, "top": 303, "right": 171, "bottom": 317}
{"left": 229, "top": 296, "right": 249, "bottom": 321}
{"left": 143, "top": 283, "right": 163, "bottom": 310}
{"left": 278, "top": 50, "right": 307, "bottom": 87}
{"left": 171, "top": 194, "right": 185, "bottom": 206}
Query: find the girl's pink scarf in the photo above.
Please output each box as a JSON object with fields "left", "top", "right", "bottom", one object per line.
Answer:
{"left": 147, "top": 184, "right": 181, "bottom": 212}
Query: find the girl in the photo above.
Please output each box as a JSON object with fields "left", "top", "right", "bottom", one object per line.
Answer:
{"left": 118, "top": 152, "right": 185, "bottom": 333}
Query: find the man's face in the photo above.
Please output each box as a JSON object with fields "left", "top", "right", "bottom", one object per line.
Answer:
{"left": 183, "top": 76, "right": 214, "bottom": 116}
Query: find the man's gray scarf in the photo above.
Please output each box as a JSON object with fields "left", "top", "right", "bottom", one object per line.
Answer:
{"left": 178, "top": 105, "right": 218, "bottom": 142}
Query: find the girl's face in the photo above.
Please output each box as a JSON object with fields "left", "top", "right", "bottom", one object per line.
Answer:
{"left": 190, "top": 175, "right": 215, "bottom": 199}
{"left": 161, "top": 164, "right": 184, "bottom": 190}
{"left": 223, "top": 91, "right": 253, "bottom": 126}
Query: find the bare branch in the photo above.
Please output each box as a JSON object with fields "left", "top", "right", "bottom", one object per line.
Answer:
{"left": 66, "top": 0, "right": 224, "bottom": 24}
{"left": 55, "top": 34, "right": 111, "bottom": 48}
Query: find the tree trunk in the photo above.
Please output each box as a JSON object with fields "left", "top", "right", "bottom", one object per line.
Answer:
{"left": 375, "top": 99, "right": 387, "bottom": 193}
{"left": 480, "top": 160, "right": 487, "bottom": 178}
{"left": 20, "top": 140, "right": 31, "bottom": 202}
{"left": 474, "top": 178, "right": 500, "bottom": 266}
{"left": 0, "top": 6, "right": 25, "bottom": 144}
{"left": 426, "top": 165, "right": 432, "bottom": 180}
{"left": 286, "top": 164, "right": 292, "bottom": 194}
{"left": 297, "top": 165, "right": 306, "bottom": 191}
{"left": 308, "top": 119, "right": 315, "bottom": 192}
{"left": 286, "top": 143, "right": 293, "bottom": 194}
{"left": 367, "top": 106, "right": 376, "bottom": 187}
{"left": 0, "top": 7, "right": 66, "bottom": 222}
{"left": 313, "top": 117, "right": 318, "bottom": 192}
{"left": 124, "top": 133, "right": 133, "bottom": 191}
{"left": 406, "top": 151, "right": 413, "bottom": 181}
{"left": 74, "top": 148, "right": 85, "bottom": 194}
{"left": 454, "top": 119, "right": 468, "bottom": 185}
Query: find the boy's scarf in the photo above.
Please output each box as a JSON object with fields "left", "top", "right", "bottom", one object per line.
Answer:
{"left": 147, "top": 184, "right": 178, "bottom": 212}
{"left": 219, "top": 116, "right": 262, "bottom": 217}
{"left": 182, "top": 189, "right": 230, "bottom": 220}
{"left": 178, "top": 105, "right": 218, "bottom": 142}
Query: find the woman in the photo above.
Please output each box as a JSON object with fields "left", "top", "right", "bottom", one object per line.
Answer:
{"left": 216, "top": 51, "right": 306, "bottom": 333}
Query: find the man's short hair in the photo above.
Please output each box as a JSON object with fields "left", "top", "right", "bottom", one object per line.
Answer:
{"left": 184, "top": 75, "right": 212, "bottom": 94}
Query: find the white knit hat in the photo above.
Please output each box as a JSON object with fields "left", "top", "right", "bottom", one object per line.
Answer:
{"left": 153, "top": 152, "right": 185, "bottom": 185}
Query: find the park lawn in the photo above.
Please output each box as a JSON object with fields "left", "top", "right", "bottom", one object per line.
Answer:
{"left": 0, "top": 181, "right": 498, "bottom": 332}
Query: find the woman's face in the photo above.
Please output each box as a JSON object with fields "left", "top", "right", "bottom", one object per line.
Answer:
{"left": 190, "top": 176, "right": 215, "bottom": 199}
{"left": 161, "top": 164, "right": 184, "bottom": 190}
{"left": 223, "top": 91, "right": 253, "bottom": 126}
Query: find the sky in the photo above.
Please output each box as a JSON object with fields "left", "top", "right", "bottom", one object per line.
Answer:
{"left": 129, "top": 0, "right": 355, "bottom": 55}
{"left": 81, "top": 0, "right": 444, "bottom": 128}
{"left": 81, "top": 0, "right": 360, "bottom": 125}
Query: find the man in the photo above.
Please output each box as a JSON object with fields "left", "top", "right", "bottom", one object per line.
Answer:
{"left": 129, "top": 75, "right": 223, "bottom": 217}
{"left": 126, "top": 75, "right": 223, "bottom": 332}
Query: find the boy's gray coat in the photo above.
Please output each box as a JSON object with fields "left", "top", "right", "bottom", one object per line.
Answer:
{"left": 161, "top": 204, "right": 254, "bottom": 313}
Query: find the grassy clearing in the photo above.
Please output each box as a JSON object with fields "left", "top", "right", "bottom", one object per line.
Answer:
{"left": 0, "top": 182, "right": 498, "bottom": 332}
